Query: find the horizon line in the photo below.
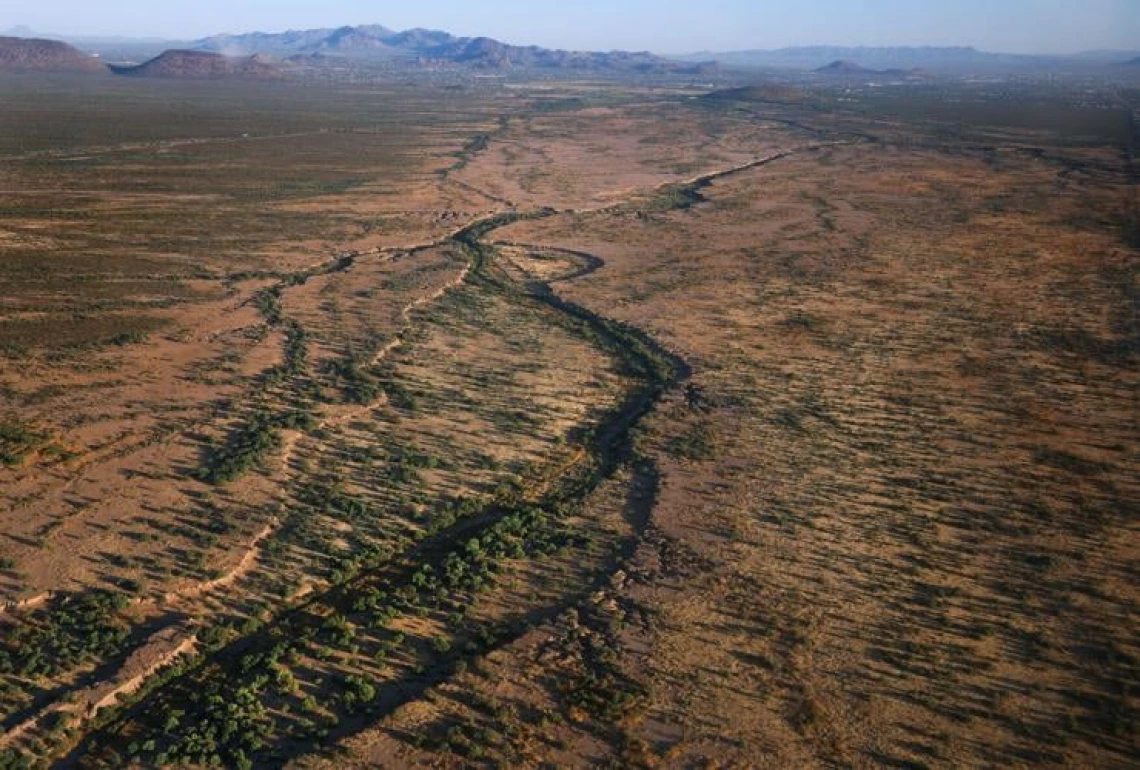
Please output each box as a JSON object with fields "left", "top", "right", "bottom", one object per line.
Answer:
{"left": 3, "top": 23, "right": 1138, "bottom": 59}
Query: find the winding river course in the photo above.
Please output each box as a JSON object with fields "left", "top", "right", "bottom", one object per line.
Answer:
{"left": 22, "top": 138, "right": 848, "bottom": 767}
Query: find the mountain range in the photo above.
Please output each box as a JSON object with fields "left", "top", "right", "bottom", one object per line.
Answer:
{"left": 0, "top": 24, "right": 711, "bottom": 74}
{"left": 675, "top": 45, "right": 1140, "bottom": 73}
{"left": 191, "top": 25, "right": 712, "bottom": 73}
{"left": 0, "top": 24, "right": 712, "bottom": 75}
{"left": 2, "top": 24, "right": 1139, "bottom": 77}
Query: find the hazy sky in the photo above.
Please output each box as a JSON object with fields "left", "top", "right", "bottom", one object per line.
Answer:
{"left": 5, "top": 0, "right": 1139, "bottom": 54}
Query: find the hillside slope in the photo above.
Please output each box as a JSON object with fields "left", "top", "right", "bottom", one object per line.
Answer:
{"left": 0, "top": 36, "right": 106, "bottom": 73}
{"left": 110, "top": 49, "right": 283, "bottom": 79}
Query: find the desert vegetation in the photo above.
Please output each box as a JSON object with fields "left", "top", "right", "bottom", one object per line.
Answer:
{"left": 0, "top": 69, "right": 1135, "bottom": 769}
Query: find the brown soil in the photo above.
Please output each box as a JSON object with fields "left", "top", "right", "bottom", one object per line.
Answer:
{"left": 2, "top": 78, "right": 1136, "bottom": 769}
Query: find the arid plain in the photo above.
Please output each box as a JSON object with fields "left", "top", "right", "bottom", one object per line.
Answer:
{"left": 0, "top": 74, "right": 1136, "bottom": 768}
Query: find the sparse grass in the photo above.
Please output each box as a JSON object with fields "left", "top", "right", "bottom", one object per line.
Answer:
{"left": 1, "top": 74, "right": 1136, "bottom": 770}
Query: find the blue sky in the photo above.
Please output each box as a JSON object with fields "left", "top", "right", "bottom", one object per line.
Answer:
{"left": 5, "top": 0, "right": 1139, "bottom": 54}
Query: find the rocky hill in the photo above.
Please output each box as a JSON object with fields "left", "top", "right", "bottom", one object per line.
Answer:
{"left": 110, "top": 49, "right": 284, "bottom": 79}
{"left": 815, "top": 59, "right": 931, "bottom": 78}
{"left": 0, "top": 36, "right": 106, "bottom": 73}
{"left": 815, "top": 59, "right": 872, "bottom": 75}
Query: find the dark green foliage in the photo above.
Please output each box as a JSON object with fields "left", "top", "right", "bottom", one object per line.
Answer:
{"left": 448, "top": 132, "right": 492, "bottom": 171}
{"left": 195, "top": 411, "right": 282, "bottom": 484}
{"left": 560, "top": 603, "right": 648, "bottom": 722}
{"left": 650, "top": 182, "right": 705, "bottom": 211}
{"left": 0, "top": 421, "right": 47, "bottom": 466}
{"left": 323, "top": 354, "right": 381, "bottom": 405}
{"left": 253, "top": 286, "right": 283, "bottom": 325}
{"left": 296, "top": 482, "right": 377, "bottom": 525}
{"left": 781, "top": 310, "right": 820, "bottom": 330}
{"left": 423, "top": 496, "right": 487, "bottom": 535}
{"left": 109, "top": 329, "right": 149, "bottom": 346}
{"left": 339, "top": 674, "right": 376, "bottom": 713}
{"left": 281, "top": 321, "right": 309, "bottom": 377}
{"left": 0, "top": 748, "right": 31, "bottom": 770}
{"left": 566, "top": 663, "right": 647, "bottom": 721}
{"left": 464, "top": 133, "right": 490, "bottom": 155}
{"left": 0, "top": 589, "right": 130, "bottom": 678}
{"left": 156, "top": 686, "right": 269, "bottom": 767}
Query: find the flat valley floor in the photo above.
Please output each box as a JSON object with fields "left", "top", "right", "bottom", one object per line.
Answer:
{"left": 0, "top": 75, "right": 1136, "bottom": 768}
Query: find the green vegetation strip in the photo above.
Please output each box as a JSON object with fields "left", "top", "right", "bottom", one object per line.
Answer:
{"left": 69, "top": 210, "right": 688, "bottom": 769}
